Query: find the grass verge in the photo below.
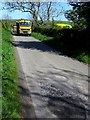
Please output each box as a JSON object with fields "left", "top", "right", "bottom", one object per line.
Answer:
{"left": 2, "top": 29, "right": 21, "bottom": 119}
{"left": 0, "top": 22, "right": 2, "bottom": 119}
{"left": 32, "top": 32, "right": 49, "bottom": 41}
{"left": 32, "top": 32, "right": 90, "bottom": 64}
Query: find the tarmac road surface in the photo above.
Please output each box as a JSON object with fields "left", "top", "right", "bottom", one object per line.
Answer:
{"left": 13, "top": 35, "right": 90, "bottom": 119}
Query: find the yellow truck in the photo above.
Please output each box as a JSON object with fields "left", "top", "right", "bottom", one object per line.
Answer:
{"left": 12, "top": 19, "right": 32, "bottom": 35}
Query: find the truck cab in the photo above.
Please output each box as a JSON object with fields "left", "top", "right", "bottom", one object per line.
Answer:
{"left": 12, "top": 19, "right": 32, "bottom": 36}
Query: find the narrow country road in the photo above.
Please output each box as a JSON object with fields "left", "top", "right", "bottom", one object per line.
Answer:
{"left": 13, "top": 35, "right": 90, "bottom": 119}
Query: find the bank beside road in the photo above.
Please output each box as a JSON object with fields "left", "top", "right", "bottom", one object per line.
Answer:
{"left": 13, "top": 35, "right": 89, "bottom": 119}
{"left": 2, "top": 29, "right": 21, "bottom": 119}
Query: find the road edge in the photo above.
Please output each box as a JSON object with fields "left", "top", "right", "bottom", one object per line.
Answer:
{"left": 13, "top": 38, "right": 37, "bottom": 119}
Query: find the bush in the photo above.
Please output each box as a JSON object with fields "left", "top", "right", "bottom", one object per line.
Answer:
{"left": 2, "top": 20, "right": 15, "bottom": 30}
{"left": 32, "top": 24, "right": 89, "bottom": 63}
{"left": 32, "top": 25, "right": 62, "bottom": 37}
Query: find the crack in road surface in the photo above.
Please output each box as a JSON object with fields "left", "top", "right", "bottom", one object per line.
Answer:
{"left": 13, "top": 35, "right": 90, "bottom": 119}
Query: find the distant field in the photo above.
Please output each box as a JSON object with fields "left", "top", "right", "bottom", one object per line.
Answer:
{"left": 54, "top": 20, "right": 71, "bottom": 24}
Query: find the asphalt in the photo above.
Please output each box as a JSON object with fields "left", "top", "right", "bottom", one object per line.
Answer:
{"left": 13, "top": 35, "right": 90, "bottom": 119}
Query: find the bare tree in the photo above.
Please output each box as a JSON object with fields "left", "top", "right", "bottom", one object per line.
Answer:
{"left": 3, "top": 1, "right": 63, "bottom": 25}
{"left": 46, "top": 1, "right": 52, "bottom": 21}
{"left": 4, "top": 1, "right": 40, "bottom": 25}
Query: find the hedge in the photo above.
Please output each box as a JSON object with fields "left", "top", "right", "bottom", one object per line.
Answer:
{"left": 32, "top": 25, "right": 89, "bottom": 55}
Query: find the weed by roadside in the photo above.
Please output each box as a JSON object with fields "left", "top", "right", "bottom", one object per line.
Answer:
{"left": 2, "top": 29, "right": 21, "bottom": 119}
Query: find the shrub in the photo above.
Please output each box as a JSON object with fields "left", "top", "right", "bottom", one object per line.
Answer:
{"left": 32, "top": 24, "right": 89, "bottom": 56}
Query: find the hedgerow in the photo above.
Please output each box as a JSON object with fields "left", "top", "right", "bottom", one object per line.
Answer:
{"left": 32, "top": 24, "right": 90, "bottom": 63}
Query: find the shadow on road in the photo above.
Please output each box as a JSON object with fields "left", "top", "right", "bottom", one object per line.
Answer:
{"left": 14, "top": 38, "right": 89, "bottom": 119}
{"left": 23, "top": 68, "right": 89, "bottom": 119}
{"left": 18, "top": 70, "right": 37, "bottom": 119}
{"left": 12, "top": 40, "right": 63, "bottom": 55}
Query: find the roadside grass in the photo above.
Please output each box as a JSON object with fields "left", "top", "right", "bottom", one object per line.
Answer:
{"left": 32, "top": 32, "right": 49, "bottom": 41}
{"left": 32, "top": 32, "right": 90, "bottom": 64}
{"left": 2, "top": 29, "right": 21, "bottom": 119}
{"left": 0, "top": 22, "right": 2, "bottom": 119}
{"left": 76, "top": 53, "right": 90, "bottom": 64}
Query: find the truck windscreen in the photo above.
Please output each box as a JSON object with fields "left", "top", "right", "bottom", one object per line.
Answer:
{"left": 20, "top": 22, "right": 30, "bottom": 26}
